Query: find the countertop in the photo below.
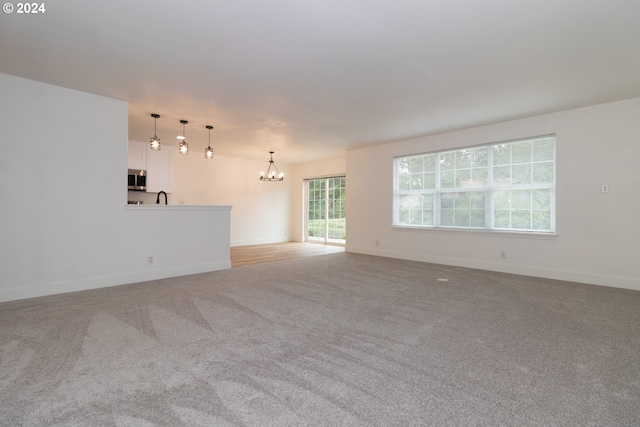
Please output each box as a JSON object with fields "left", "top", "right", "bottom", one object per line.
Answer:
{"left": 125, "top": 205, "right": 232, "bottom": 211}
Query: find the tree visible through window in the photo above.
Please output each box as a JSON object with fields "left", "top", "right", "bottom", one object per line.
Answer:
{"left": 394, "top": 136, "right": 555, "bottom": 232}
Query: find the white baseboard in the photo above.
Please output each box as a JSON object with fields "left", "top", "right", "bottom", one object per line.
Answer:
{"left": 0, "top": 260, "right": 231, "bottom": 303}
{"left": 231, "top": 237, "right": 290, "bottom": 247}
{"left": 346, "top": 245, "right": 640, "bottom": 292}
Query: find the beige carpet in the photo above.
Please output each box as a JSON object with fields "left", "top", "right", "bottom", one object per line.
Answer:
{"left": 1, "top": 253, "right": 639, "bottom": 426}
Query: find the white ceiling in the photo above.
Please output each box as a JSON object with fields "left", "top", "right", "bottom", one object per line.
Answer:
{"left": 1, "top": 0, "right": 639, "bottom": 164}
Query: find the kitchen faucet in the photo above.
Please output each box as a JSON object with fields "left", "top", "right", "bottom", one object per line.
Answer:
{"left": 156, "top": 191, "right": 167, "bottom": 205}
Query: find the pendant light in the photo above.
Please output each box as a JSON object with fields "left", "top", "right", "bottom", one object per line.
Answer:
{"left": 149, "top": 114, "right": 161, "bottom": 150}
{"left": 259, "top": 151, "right": 284, "bottom": 181}
{"left": 205, "top": 125, "right": 214, "bottom": 159}
{"left": 177, "top": 120, "right": 189, "bottom": 154}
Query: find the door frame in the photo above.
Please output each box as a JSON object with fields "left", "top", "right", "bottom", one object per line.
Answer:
{"left": 303, "top": 175, "right": 346, "bottom": 245}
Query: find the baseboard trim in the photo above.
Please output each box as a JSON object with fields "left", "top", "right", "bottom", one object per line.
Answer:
{"left": 0, "top": 261, "right": 231, "bottom": 303}
{"left": 231, "top": 238, "right": 290, "bottom": 247}
{"left": 346, "top": 245, "right": 640, "bottom": 291}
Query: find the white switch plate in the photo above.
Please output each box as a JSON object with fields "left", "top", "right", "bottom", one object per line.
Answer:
{"left": 601, "top": 184, "right": 609, "bottom": 193}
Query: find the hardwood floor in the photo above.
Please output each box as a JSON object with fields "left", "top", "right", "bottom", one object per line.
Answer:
{"left": 230, "top": 242, "right": 345, "bottom": 267}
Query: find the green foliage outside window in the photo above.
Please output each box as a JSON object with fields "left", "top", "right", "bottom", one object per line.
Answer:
{"left": 394, "top": 136, "right": 555, "bottom": 232}
{"left": 308, "top": 177, "right": 346, "bottom": 241}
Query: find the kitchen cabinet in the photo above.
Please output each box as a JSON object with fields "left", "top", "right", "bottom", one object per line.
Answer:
{"left": 127, "top": 140, "right": 147, "bottom": 170}
{"left": 145, "top": 145, "right": 173, "bottom": 193}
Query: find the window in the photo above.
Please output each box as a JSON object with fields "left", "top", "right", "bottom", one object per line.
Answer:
{"left": 306, "top": 177, "right": 346, "bottom": 244}
{"left": 394, "top": 135, "right": 555, "bottom": 232}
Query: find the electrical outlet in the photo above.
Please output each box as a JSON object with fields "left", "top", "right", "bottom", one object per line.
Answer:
{"left": 601, "top": 184, "right": 609, "bottom": 193}
{"left": 500, "top": 251, "right": 507, "bottom": 259}
{"left": 147, "top": 256, "right": 154, "bottom": 264}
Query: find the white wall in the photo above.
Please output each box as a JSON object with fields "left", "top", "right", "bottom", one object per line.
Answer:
{"left": 290, "top": 157, "right": 347, "bottom": 242}
{"left": 0, "top": 73, "right": 231, "bottom": 302}
{"left": 168, "top": 150, "right": 293, "bottom": 247}
{"left": 346, "top": 98, "right": 640, "bottom": 290}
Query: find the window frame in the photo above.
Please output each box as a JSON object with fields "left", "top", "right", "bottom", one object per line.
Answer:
{"left": 393, "top": 135, "right": 556, "bottom": 234}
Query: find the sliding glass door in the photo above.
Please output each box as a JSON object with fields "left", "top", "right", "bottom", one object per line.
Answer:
{"left": 306, "top": 177, "right": 346, "bottom": 244}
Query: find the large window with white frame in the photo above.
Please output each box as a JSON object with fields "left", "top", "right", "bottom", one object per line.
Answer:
{"left": 393, "top": 135, "right": 555, "bottom": 232}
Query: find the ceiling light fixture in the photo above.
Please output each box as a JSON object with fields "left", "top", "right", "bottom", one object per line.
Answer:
{"left": 177, "top": 120, "right": 189, "bottom": 155}
{"left": 259, "top": 151, "right": 284, "bottom": 181}
{"left": 149, "top": 113, "right": 161, "bottom": 150}
{"left": 205, "top": 125, "right": 214, "bottom": 159}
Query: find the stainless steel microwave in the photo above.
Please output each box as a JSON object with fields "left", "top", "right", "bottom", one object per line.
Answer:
{"left": 127, "top": 169, "right": 147, "bottom": 191}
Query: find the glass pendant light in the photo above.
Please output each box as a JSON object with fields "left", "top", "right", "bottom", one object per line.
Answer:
{"left": 177, "top": 120, "right": 189, "bottom": 154}
{"left": 149, "top": 114, "right": 161, "bottom": 150}
{"left": 205, "top": 125, "right": 214, "bottom": 159}
{"left": 259, "top": 151, "right": 284, "bottom": 181}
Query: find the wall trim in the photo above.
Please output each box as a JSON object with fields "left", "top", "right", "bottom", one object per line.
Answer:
{"left": 0, "top": 261, "right": 231, "bottom": 303}
{"left": 231, "top": 237, "right": 290, "bottom": 247}
{"left": 346, "top": 245, "right": 640, "bottom": 292}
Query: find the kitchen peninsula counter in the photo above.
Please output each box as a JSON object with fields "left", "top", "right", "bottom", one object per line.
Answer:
{"left": 125, "top": 205, "right": 232, "bottom": 211}
{"left": 122, "top": 204, "right": 232, "bottom": 283}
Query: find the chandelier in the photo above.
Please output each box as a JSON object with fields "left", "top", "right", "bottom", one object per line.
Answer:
{"left": 259, "top": 151, "right": 283, "bottom": 181}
